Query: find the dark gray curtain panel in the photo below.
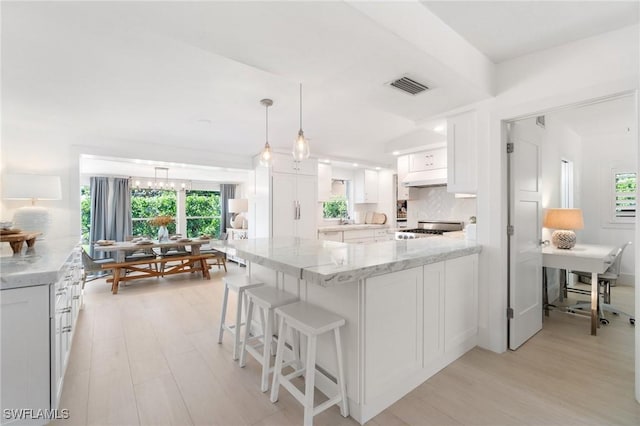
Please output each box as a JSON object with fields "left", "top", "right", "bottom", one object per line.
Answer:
{"left": 219, "top": 184, "right": 236, "bottom": 238}
{"left": 111, "top": 178, "right": 132, "bottom": 243}
{"left": 89, "top": 177, "right": 109, "bottom": 258}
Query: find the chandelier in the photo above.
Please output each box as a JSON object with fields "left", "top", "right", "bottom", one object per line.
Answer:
{"left": 131, "top": 167, "right": 192, "bottom": 191}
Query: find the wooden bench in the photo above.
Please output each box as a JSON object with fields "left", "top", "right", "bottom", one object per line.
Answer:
{"left": 102, "top": 254, "right": 215, "bottom": 294}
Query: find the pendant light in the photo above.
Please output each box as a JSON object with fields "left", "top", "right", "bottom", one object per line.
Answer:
{"left": 292, "top": 83, "right": 310, "bottom": 161}
{"left": 259, "top": 98, "right": 273, "bottom": 167}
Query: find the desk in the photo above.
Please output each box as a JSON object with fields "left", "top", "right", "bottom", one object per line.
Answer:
{"left": 93, "top": 239, "right": 211, "bottom": 263}
{"left": 542, "top": 243, "right": 616, "bottom": 336}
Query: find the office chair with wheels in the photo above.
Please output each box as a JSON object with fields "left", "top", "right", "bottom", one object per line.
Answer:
{"left": 568, "top": 241, "right": 635, "bottom": 325}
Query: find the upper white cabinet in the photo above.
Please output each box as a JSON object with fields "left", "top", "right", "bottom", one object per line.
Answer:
{"left": 447, "top": 111, "right": 477, "bottom": 193}
{"left": 396, "top": 155, "right": 416, "bottom": 200}
{"left": 354, "top": 169, "right": 378, "bottom": 203}
{"left": 271, "top": 152, "right": 317, "bottom": 176}
{"left": 409, "top": 148, "right": 447, "bottom": 172}
{"left": 317, "top": 163, "right": 332, "bottom": 202}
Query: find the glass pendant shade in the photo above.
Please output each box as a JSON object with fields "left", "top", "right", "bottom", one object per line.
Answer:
{"left": 259, "top": 98, "right": 273, "bottom": 167}
{"left": 292, "top": 130, "right": 310, "bottom": 161}
{"left": 292, "top": 83, "right": 310, "bottom": 161}
{"left": 259, "top": 142, "right": 272, "bottom": 167}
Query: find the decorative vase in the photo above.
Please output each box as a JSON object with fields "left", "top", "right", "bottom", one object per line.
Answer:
{"left": 157, "top": 225, "right": 169, "bottom": 242}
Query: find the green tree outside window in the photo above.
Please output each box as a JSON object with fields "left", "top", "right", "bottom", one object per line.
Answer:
{"left": 323, "top": 196, "right": 348, "bottom": 219}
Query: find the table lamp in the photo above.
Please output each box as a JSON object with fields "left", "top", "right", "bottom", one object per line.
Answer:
{"left": 3, "top": 173, "right": 62, "bottom": 237}
{"left": 543, "top": 208, "right": 584, "bottom": 249}
{"left": 228, "top": 198, "right": 248, "bottom": 229}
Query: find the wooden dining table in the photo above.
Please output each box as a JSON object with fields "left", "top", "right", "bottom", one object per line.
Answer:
{"left": 93, "top": 238, "right": 214, "bottom": 262}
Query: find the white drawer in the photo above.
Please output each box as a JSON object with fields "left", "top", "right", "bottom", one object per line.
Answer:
{"left": 343, "top": 229, "right": 374, "bottom": 240}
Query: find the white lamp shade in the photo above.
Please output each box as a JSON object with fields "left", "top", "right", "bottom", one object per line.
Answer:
{"left": 3, "top": 174, "right": 62, "bottom": 200}
{"left": 228, "top": 198, "right": 248, "bottom": 213}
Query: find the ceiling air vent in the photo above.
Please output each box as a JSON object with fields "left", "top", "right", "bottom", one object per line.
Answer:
{"left": 389, "top": 76, "right": 429, "bottom": 95}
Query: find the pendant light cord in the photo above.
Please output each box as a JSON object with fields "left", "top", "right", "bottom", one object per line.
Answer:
{"left": 265, "top": 103, "right": 269, "bottom": 143}
{"left": 299, "top": 83, "right": 303, "bottom": 130}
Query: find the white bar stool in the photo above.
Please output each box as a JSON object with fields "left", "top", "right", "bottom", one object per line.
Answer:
{"left": 239, "top": 286, "right": 299, "bottom": 392}
{"left": 218, "top": 275, "right": 263, "bottom": 360}
{"left": 270, "top": 301, "right": 349, "bottom": 426}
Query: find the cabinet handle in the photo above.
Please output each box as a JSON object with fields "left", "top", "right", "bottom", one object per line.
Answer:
{"left": 72, "top": 295, "right": 81, "bottom": 300}
{"left": 57, "top": 307, "right": 72, "bottom": 314}
{"left": 293, "top": 201, "right": 297, "bottom": 219}
{"left": 61, "top": 326, "right": 72, "bottom": 333}
{"left": 56, "top": 289, "right": 67, "bottom": 296}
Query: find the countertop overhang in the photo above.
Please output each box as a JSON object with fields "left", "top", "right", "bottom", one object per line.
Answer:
{"left": 228, "top": 237, "right": 481, "bottom": 286}
{"left": 317, "top": 224, "right": 390, "bottom": 232}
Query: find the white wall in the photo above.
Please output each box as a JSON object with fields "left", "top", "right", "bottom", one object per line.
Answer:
{"left": 580, "top": 130, "right": 636, "bottom": 283}
{"left": 472, "top": 24, "right": 639, "bottom": 354}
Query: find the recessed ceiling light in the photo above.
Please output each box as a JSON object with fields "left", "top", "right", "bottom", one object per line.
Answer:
{"left": 375, "top": 167, "right": 381, "bottom": 170}
{"left": 392, "top": 151, "right": 400, "bottom": 156}
{"left": 433, "top": 124, "right": 445, "bottom": 133}
{"left": 321, "top": 159, "right": 331, "bottom": 164}
{"left": 353, "top": 163, "right": 359, "bottom": 167}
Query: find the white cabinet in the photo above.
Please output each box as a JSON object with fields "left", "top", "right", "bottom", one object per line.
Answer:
{"left": 226, "top": 228, "right": 248, "bottom": 265}
{"left": 272, "top": 173, "right": 317, "bottom": 239}
{"left": 354, "top": 169, "right": 378, "bottom": 203}
{"left": 271, "top": 152, "right": 317, "bottom": 176}
{"left": 1, "top": 285, "right": 51, "bottom": 423}
{"left": 360, "top": 254, "right": 478, "bottom": 413}
{"left": 318, "top": 230, "right": 343, "bottom": 242}
{"left": 409, "top": 148, "right": 447, "bottom": 172}
{"left": 396, "top": 155, "right": 416, "bottom": 201}
{"left": 374, "top": 229, "right": 393, "bottom": 242}
{"left": 364, "top": 267, "right": 423, "bottom": 401}
{"left": 447, "top": 111, "right": 477, "bottom": 193}
{"left": 444, "top": 254, "right": 478, "bottom": 351}
{"left": 423, "top": 262, "right": 444, "bottom": 366}
{"left": 343, "top": 229, "right": 376, "bottom": 244}
{"left": 1, "top": 246, "right": 83, "bottom": 424}
{"left": 317, "top": 163, "right": 332, "bottom": 202}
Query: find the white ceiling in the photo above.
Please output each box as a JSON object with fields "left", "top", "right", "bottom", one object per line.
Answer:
{"left": 2, "top": 1, "right": 637, "bottom": 170}
{"left": 423, "top": 1, "right": 639, "bottom": 63}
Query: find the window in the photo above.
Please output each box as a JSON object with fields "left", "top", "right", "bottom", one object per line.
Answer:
{"left": 560, "top": 159, "right": 574, "bottom": 208}
{"left": 131, "top": 189, "right": 177, "bottom": 236}
{"left": 613, "top": 171, "right": 636, "bottom": 222}
{"left": 80, "top": 186, "right": 90, "bottom": 243}
{"left": 323, "top": 180, "right": 351, "bottom": 219}
{"left": 185, "top": 190, "right": 221, "bottom": 238}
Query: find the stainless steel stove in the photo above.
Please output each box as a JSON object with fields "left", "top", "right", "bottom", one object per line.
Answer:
{"left": 394, "top": 220, "right": 465, "bottom": 240}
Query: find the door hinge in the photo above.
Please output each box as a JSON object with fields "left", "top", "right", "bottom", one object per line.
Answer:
{"left": 506, "top": 142, "right": 514, "bottom": 153}
{"left": 507, "top": 225, "right": 514, "bottom": 236}
{"left": 507, "top": 307, "right": 514, "bottom": 319}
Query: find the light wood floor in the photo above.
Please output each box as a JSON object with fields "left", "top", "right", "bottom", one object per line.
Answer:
{"left": 54, "top": 264, "right": 640, "bottom": 426}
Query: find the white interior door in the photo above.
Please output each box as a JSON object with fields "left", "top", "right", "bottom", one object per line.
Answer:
{"left": 508, "top": 118, "right": 544, "bottom": 350}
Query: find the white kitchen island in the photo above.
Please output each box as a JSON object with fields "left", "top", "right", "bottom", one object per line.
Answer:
{"left": 225, "top": 237, "right": 481, "bottom": 424}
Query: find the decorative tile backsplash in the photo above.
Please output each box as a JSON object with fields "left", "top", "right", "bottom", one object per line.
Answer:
{"left": 406, "top": 186, "right": 477, "bottom": 226}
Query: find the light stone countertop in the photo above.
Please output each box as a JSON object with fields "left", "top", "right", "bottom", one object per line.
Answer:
{"left": 227, "top": 237, "right": 481, "bottom": 286}
{"left": 1, "top": 237, "right": 79, "bottom": 290}
{"left": 317, "top": 224, "right": 390, "bottom": 232}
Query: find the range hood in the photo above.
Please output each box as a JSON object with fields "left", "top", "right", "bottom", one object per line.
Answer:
{"left": 402, "top": 168, "right": 447, "bottom": 188}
